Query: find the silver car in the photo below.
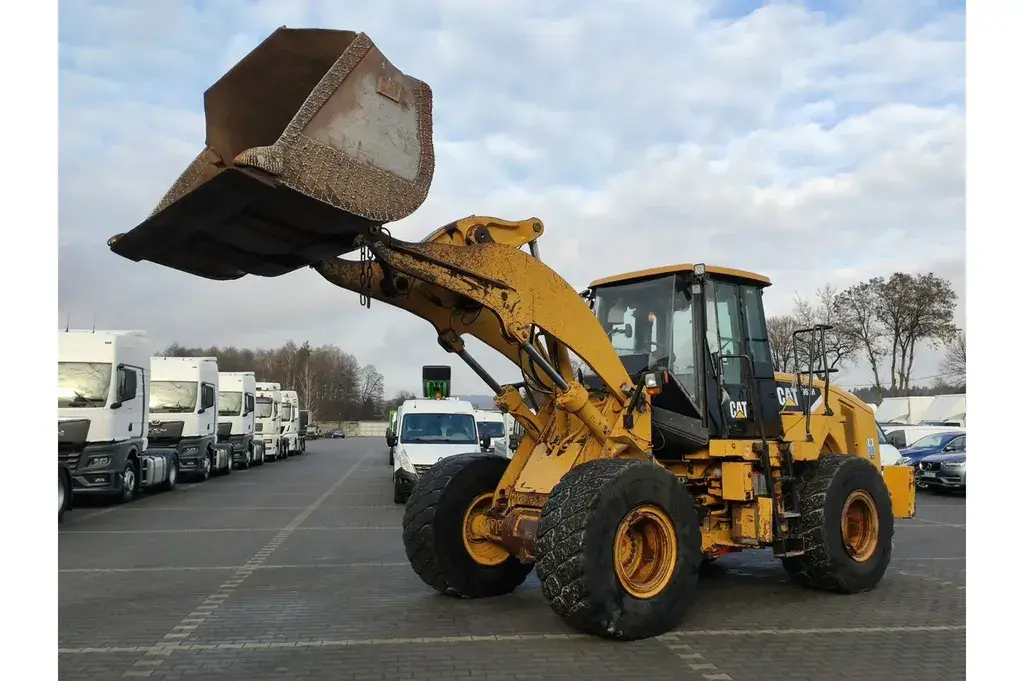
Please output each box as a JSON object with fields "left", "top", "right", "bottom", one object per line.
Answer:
{"left": 915, "top": 450, "right": 967, "bottom": 491}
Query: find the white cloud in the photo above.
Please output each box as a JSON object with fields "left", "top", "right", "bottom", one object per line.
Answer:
{"left": 58, "top": 0, "right": 965, "bottom": 398}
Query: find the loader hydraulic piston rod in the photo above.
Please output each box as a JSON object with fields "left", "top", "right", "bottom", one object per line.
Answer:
{"left": 521, "top": 341, "right": 570, "bottom": 391}
{"left": 459, "top": 349, "right": 504, "bottom": 395}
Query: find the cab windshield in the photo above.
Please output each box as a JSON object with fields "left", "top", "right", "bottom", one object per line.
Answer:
{"left": 591, "top": 275, "right": 696, "bottom": 398}
{"left": 400, "top": 413, "right": 477, "bottom": 445}
{"left": 150, "top": 381, "right": 198, "bottom": 413}
{"left": 255, "top": 397, "right": 274, "bottom": 419}
{"left": 58, "top": 362, "right": 112, "bottom": 408}
{"left": 218, "top": 391, "right": 242, "bottom": 416}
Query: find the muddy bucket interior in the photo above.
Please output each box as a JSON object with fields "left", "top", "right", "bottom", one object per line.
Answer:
{"left": 108, "top": 27, "right": 435, "bottom": 280}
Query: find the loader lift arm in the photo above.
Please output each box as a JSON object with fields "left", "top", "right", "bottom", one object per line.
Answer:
{"left": 311, "top": 217, "right": 659, "bottom": 486}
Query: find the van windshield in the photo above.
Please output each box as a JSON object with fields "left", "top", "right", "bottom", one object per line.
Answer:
{"left": 401, "top": 413, "right": 477, "bottom": 444}
{"left": 477, "top": 421, "right": 506, "bottom": 438}
{"left": 150, "top": 381, "right": 198, "bottom": 413}
{"left": 58, "top": 362, "right": 113, "bottom": 408}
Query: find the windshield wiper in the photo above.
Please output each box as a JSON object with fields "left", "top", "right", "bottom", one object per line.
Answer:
{"left": 69, "top": 390, "right": 96, "bottom": 407}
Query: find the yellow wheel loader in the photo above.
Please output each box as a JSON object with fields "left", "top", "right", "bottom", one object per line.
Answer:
{"left": 106, "top": 28, "right": 916, "bottom": 641}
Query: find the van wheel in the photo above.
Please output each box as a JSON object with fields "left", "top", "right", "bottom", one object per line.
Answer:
{"left": 118, "top": 459, "right": 138, "bottom": 504}
{"left": 160, "top": 456, "right": 178, "bottom": 492}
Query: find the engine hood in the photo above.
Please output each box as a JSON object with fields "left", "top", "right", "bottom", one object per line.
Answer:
{"left": 400, "top": 442, "right": 479, "bottom": 465}
{"left": 921, "top": 452, "right": 966, "bottom": 465}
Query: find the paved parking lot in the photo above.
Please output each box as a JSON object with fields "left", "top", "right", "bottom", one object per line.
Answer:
{"left": 59, "top": 439, "right": 966, "bottom": 681}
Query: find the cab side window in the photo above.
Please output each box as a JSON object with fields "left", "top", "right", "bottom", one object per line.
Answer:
{"left": 201, "top": 383, "right": 216, "bottom": 410}
{"left": 244, "top": 393, "right": 255, "bottom": 415}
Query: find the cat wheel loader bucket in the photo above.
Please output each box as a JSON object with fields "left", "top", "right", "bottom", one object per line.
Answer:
{"left": 107, "top": 28, "right": 435, "bottom": 281}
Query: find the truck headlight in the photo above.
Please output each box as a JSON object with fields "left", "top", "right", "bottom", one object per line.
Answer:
{"left": 87, "top": 456, "right": 111, "bottom": 467}
{"left": 232, "top": 442, "right": 244, "bottom": 452}
{"left": 183, "top": 446, "right": 199, "bottom": 455}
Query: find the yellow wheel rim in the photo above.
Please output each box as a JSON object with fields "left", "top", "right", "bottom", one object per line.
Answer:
{"left": 841, "top": 490, "right": 880, "bottom": 563}
{"left": 613, "top": 504, "right": 677, "bottom": 599}
{"left": 462, "top": 493, "right": 510, "bottom": 566}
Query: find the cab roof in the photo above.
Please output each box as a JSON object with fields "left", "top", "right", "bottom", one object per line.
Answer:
{"left": 589, "top": 264, "right": 771, "bottom": 288}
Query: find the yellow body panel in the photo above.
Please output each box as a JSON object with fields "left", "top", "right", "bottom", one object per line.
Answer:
{"left": 883, "top": 465, "right": 917, "bottom": 519}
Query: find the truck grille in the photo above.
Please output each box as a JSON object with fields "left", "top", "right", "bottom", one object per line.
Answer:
{"left": 58, "top": 449, "right": 82, "bottom": 469}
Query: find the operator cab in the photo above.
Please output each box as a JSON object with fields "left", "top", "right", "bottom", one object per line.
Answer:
{"left": 583, "top": 264, "right": 782, "bottom": 458}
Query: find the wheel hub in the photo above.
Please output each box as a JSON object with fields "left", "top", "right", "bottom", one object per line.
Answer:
{"left": 462, "top": 493, "right": 510, "bottom": 566}
{"left": 613, "top": 504, "right": 677, "bottom": 599}
{"left": 840, "top": 490, "right": 880, "bottom": 562}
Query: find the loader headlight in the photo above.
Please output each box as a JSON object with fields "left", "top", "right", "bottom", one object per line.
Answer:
{"left": 895, "top": 457, "right": 911, "bottom": 466}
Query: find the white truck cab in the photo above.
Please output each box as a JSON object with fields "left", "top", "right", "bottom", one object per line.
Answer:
{"left": 149, "top": 356, "right": 228, "bottom": 479}
{"left": 255, "top": 382, "right": 286, "bottom": 461}
{"left": 218, "top": 371, "right": 264, "bottom": 469}
{"left": 280, "top": 389, "right": 303, "bottom": 455}
{"left": 58, "top": 330, "right": 179, "bottom": 511}
{"left": 474, "top": 410, "right": 512, "bottom": 457}
{"left": 391, "top": 398, "right": 484, "bottom": 504}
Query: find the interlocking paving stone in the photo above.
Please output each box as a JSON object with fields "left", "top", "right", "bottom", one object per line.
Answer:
{"left": 59, "top": 439, "right": 967, "bottom": 680}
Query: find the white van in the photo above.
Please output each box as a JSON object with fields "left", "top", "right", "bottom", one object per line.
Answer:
{"left": 474, "top": 410, "right": 511, "bottom": 456}
{"left": 391, "top": 398, "right": 484, "bottom": 504}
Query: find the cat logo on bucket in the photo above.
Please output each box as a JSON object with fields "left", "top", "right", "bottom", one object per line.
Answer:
{"left": 729, "top": 400, "right": 749, "bottom": 419}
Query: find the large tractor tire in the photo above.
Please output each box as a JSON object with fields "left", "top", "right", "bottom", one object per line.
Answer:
{"left": 781, "top": 454, "right": 895, "bottom": 593}
{"left": 402, "top": 453, "right": 533, "bottom": 598}
{"left": 535, "top": 458, "right": 702, "bottom": 641}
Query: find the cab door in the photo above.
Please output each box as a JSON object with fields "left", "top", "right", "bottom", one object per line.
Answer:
{"left": 704, "top": 279, "right": 782, "bottom": 440}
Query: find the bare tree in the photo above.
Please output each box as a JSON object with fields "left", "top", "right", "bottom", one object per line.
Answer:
{"left": 836, "top": 280, "right": 889, "bottom": 401}
{"left": 793, "top": 283, "right": 862, "bottom": 372}
{"left": 766, "top": 314, "right": 799, "bottom": 373}
{"left": 942, "top": 327, "right": 966, "bottom": 388}
{"left": 874, "top": 273, "right": 958, "bottom": 394}
{"left": 358, "top": 364, "right": 385, "bottom": 418}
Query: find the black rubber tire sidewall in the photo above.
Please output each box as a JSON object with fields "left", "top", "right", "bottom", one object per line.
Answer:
{"left": 402, "top": 453, "right": 533, "bottom": 598}
{"left": 783, "top": 455, "right": 894, "bottom": 593}
{"left": 536, "top": 458, "right": 702, "bottom": 640}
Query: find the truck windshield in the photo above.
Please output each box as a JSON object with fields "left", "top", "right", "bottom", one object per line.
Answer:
{"left": 150, "top": 381, "right": 198, "bottom": 413}
{"left": 401, "top": 413, "right": 477, "bottom": 444}
{"left": 58, "top": 362, "right": 112, "bottom": 408}
{"left": 477, "top": 421, "right": 506, "bottom": 438}
{"left": 218, "top": 391, "right": 243, "bottom": 416}
{"left": 255, "top": 397, "right": 274, "bottom": 419}
{"left": 281, "top": 402, "right": 293, "bottom": 421}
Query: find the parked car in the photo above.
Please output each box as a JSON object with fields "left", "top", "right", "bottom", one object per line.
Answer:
{"left": 915, "top": 449, "right": 966, "bottom": 492}
{"left": 894, "top": 432, "right": 966, "bottom": 486}
{"left": 329, "top": 429, "right": 346, "bottom": 439}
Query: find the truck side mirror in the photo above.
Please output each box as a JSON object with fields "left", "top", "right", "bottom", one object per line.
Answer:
{"left": 481, "top": 435, "right": 492, "bottom": 451}
{"left": 509, "top": 433, "right": 522, "bottom": 451}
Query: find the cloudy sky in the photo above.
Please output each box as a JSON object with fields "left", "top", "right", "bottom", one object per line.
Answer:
{"left": 58, "top": 0, "right": 965, "bottom": 398}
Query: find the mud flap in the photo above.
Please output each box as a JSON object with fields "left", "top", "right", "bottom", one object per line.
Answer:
{"left": 107, "top": 28, "right": 435, "bottom": 280}
{"left": 883, "top": 465, "right": 916, "bottom": 518}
